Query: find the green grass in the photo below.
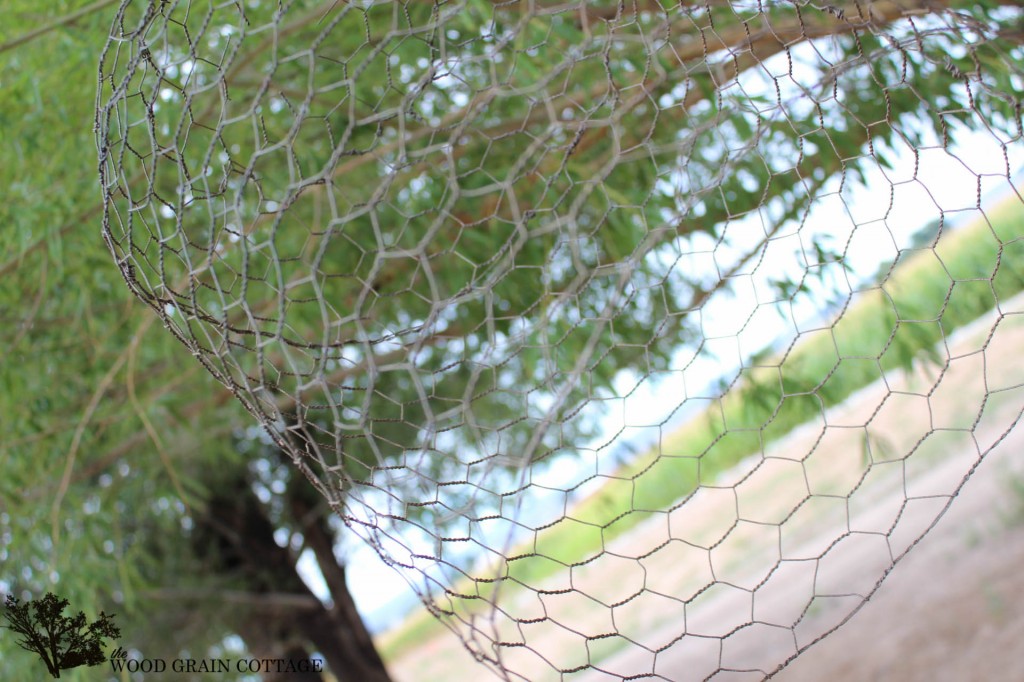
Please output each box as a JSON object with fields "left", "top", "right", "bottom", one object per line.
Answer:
{"left": 379, "top": 193, "right": 1024, "bottom": 661}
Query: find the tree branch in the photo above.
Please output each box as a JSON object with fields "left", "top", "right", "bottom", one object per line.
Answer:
{"left": 0, "top": 0, "right": 118, "bottom": 55}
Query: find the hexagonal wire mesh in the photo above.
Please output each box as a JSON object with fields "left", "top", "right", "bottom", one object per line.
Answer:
{"left": 96, "top": 1, "right": 1024, "bottom": 679}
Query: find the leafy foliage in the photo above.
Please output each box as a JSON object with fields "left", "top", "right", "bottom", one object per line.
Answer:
{"left": 96, "top": 0, "right": 1024, "bottom": 519}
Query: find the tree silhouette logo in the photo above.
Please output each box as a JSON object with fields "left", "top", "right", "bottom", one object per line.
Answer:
{"left": 2, "top": 592, "right": 120, "bottom": 678}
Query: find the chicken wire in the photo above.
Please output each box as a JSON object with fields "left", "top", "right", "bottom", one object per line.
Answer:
{"left": 95, "top": 1, "right": 1024, "bottom": 679}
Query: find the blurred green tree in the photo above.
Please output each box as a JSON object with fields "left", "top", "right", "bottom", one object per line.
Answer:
{"left": 3, "top": 1, "right": 1023, "bottom": 680}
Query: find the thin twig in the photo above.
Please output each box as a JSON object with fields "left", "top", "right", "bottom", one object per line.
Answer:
{"left": 50, "top": 312, "right": 157, "bottom": 544}
{"left": 127, "top": 323, "right": 193, "bottom": 515}
{"left": 0, "top": 0, "right": 120, "bottom": 55}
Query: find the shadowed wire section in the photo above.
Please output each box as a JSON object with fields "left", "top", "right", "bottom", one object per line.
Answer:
{"left": 97, "top": 1, "right": 1024, "bottom": 679}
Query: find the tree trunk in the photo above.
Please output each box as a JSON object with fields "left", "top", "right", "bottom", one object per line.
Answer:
{"left": 193, "top": 472, "right": 394, "bottom": 682}
{"left": 292, "top": 581, "right": 392, "bottom": 682}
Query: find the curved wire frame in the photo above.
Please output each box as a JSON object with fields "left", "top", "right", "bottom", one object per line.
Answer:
{"left": 97, "top": 1, "right": 1024, "bottom": 679}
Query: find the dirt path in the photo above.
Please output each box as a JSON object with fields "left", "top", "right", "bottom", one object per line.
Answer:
{"left": 385, "top": 299, "right": 1024, "bottom": 682}
{"left": 775, "top": 443, "right": 1024, "bottom": 682}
